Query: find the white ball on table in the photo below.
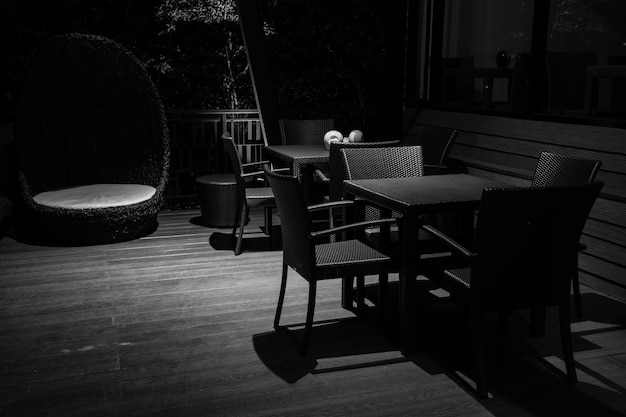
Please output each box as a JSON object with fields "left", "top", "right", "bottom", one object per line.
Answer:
{"left": 348, "top": 130, "right": 364, "bottom": 143}
{"left": 323, "top": 130, "right": 344, "bottom": 150}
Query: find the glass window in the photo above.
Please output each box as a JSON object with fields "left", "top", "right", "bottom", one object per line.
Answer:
{"left": 546, "top": 0, "right": 626, "bottom": 118}
{"left": 413, "top": 0, "right": 626, "bottom": 125}
{"left": 440, "top": 0, "right": 533, "bottom": 110}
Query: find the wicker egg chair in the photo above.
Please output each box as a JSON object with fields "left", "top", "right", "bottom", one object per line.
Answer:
{"left": 16, "top": 33, "right": 170, "bottom": 244}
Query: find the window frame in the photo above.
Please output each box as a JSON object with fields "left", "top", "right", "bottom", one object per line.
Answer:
{"left": 404, "top": 0, "right": 626, "bottom": 130}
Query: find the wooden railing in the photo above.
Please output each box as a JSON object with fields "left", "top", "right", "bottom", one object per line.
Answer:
{"left": 165, "top": 109, "right": 265, "bottom": 204}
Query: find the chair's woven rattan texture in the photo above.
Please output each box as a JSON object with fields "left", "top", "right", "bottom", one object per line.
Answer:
{"left": 222, "top": 135, "right": 275, "bottom": 255}
{"left": 467, "top": 184, "right": 602, "bottom": 310}
{"left": 195, "top": 174, "right": 238, "bottom": 227}
{"left": 530, "top": 151, "right": 602, "bottom": 317}
{"left": 315, "top": 240, "right": 389, "bottom": 270}
{"left": 341, "top": 145, "right": 424, "bottom": 220}
{"left": 265, "top": 169, "right": 313, "bottom": 274}
{"left": 265, "top": 167, "right": 392, "bottom": 355}
{"left": 531, "top": 152, "right": 601, "bottom": 187}
{"left": 327, "top": 140, "right": 400, "bottom": 201}
{"left": 279, "top": 119, "right": 334, "bottom": 145}
{"left": 341, "top": 146, "right": 425, "bottom": 180}
{"left": 17, "top": 33, "right": 169, "bottom": 244}
{"left": 433, "top": 182, "right": 603, "bottom": 397}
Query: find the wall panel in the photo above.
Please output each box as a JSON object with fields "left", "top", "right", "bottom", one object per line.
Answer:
{"left": 404, "top": 108, "right": 626, "bottom": 300}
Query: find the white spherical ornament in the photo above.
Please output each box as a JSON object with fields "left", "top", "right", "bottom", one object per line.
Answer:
{"left": 323, "top": 129, "right": 343, "bottom": 150}
{"left": 348, "top": 129, "right": 364, "bottom": 143}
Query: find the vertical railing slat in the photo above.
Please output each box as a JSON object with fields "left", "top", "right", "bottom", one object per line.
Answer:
{"left": 165, "top": 110, "right": 265, "bottom": 202}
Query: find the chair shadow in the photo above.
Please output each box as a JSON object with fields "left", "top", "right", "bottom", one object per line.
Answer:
{"left": 208, "top": 226, "right": 282, "bottom": 253}
{"left": 189, "top": 215, "right": 283, "bottom": 253}
{"left": 5, "top": 215, "right": 159, "bottom": 247}
{"left": 252, "top": 316, "right": 407, "bottom": 384}
{"left": 409, "top": 287, "right": 626, "bottom": 414}
{"left": 575, "top": 292, "right": 626, "bottom": 327}
{"left": 254, "top": 280, "right": 626, "bottom": 414}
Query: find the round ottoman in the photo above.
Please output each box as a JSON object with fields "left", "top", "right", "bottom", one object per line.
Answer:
{"left": 195, "top": 174, "right": 238, "bottom": 227}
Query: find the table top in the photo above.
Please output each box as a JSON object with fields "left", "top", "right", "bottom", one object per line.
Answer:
{"left": 264, "top": 144, "right": 329, "bottom": 163}
{"left": 343, "top": 174, "right": 509, "bottom": 214}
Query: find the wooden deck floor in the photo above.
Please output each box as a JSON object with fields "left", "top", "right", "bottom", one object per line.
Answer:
{"left": 1, "top": 208, "right": 626, "bottom": 416}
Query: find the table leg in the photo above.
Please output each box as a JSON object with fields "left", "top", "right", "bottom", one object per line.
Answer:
{"left": 398, "top": 214, "right": 420, "bottom": 355}
{"left": 300, "top": 165, "right": 314, "bottom": 204}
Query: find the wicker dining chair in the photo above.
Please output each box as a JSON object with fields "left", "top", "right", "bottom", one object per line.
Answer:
{"left": 404, "top": 126, "right": 459, "bottom": 175}
{"left": 340, "top": 145, "right": 453, "bottom": 319}
{"left": 531, "top": 151, "right": 602, "bottom": 317}
{"left": 277, "top": 118, "right": 336, "bottom": 202}
{"left": 315, "top": 140, "right": 401, "bottom": 203}
{"left": 422, "top": 181, "right": 603, "bottom": 398}
{"left": 279, "top": 118, "right": 335, "bottom": 145}
{"left": 222, "top": 133, "right": 277, "bottom": 255}
{"left": 265, "top": 167, "right": 395, "bottom": 356}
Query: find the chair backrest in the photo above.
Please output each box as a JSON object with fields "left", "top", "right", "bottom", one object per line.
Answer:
{"left": 221, "top": 133, "right": 247, "bottom": 207}
{"left": 264, "top": 167, "right": 314, "bottom": 278}
{"left": 471, "top": 182, "right": 603, "bottom": 312}
{"left": 17, "top": 33, "right": 169, "bottom": 196}
{"left": 327, "top": 140, "right": 400, "bottom": 201}
{"left": 279, "top": 119, "right": 334, "bottom": 145}
{"left": 403, "top": 125, "right": 458, "bottom": 170}
{"left": 341, "top": 145, "right": 424, "bottom": 181}
{"left": 531, "top": 151, "right": 601, "bottom": 187}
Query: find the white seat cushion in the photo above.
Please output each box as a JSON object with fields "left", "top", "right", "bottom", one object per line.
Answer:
{"left": 34, "top": 184, "right": 156, "bottom": 209}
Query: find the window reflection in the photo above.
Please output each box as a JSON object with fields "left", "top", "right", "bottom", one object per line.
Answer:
{"left": 547, "top": 0, "right": 626, "bottom": 118}
{"left": 425, "top": 0, "right": 626, "bottom": 122}
{"left": 440, "top": 0, "right": 533, "bottom": 110}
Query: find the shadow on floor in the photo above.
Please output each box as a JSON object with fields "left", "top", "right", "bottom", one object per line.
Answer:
{"left": 252, "top": 316, "right": 406, "bottom": 384}
{"left": 208, "top": 227, "right": 282, "bottom": 254}
{"left": 3, "top": 215, "right": 159, "bottom": 247}
{"left": 254, "top": 281, "right": 626, "bottom": 414}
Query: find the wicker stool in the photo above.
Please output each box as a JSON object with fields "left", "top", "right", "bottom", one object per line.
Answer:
{"left": 195, "top": 174, "right": 238, "bottom": 227}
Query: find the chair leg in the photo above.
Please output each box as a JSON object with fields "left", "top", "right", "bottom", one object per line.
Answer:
{"left": 234, "top": 204, "right": 248, "bottom": 255}
{"left": 378, "top": 272, "right": 389, "bottom": 325}
{"left": 342, "top": 276, "right": 354, "bottom": 310}
{"left": 264, "top": 206, "right": 273, "bottom": 238}
{"left": 301, "top": 280, "right": 317, "bottom": 356}
{"left": 231, "top": 206, "right": 240, "bottom": 246}
{"left": 469, "top": 306, "right": 488, "bottom": 399}
{"left": 356, "top": 275, "right": 365, "bottom": 313}
{"left": 559, "top": 303, "right": 578, "bottom": 384}
{"left": 274, "top": 263, "right": 288, "bottom": 329}
{"left": 573, "top": 263, "right": 583, "bottom": 318}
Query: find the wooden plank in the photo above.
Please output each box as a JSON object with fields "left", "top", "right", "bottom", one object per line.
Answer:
{"left": 455, "top": 132, "right": 626, "bottom": 174}
{"left": 450, "top": 145, "right": 626, "bottom": 200}
{"left": 580, "top": 254, "right": 626, "bottom": 287}
{"left": 2, "top": 207, "right": 626, "bottom": 416}
{"left": 580, "top": 271, "right": 626, "bottom": 302}
{"left": 413, "top": 108, "right": 626, "bottom": 153}
{"left": 590, "top": 198, "right": 626, "bottom": 228}
{"left": 584, "top": 218, "right": 626, "bottom": 248}
{"left": 582, "top": 235, "right": 626, "bottom": 268}
{"left": 450, "top": 144, "right": 536, "bottom": 174}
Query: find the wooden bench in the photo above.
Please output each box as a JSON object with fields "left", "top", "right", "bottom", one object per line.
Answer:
{"left": 403, "top": 108, "right": 626, "bottom": 299}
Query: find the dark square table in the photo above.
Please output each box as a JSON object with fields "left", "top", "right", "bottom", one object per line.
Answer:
{"left": 264, "top": 144, "right": 330, "bottom": 202}
{"left": 343, "top": 174, "right": 508, "bottom": 354}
